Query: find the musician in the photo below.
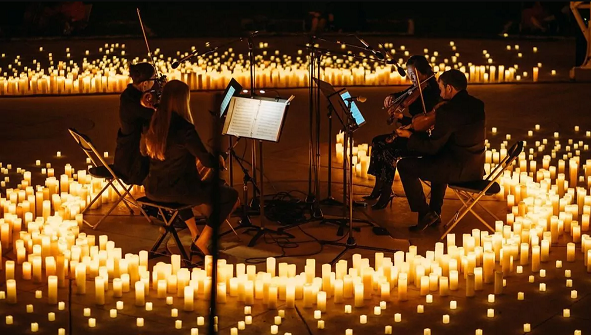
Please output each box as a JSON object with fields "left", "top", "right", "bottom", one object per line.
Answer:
{"left": 365, "top": 55, "right": 441, "bottom": 210}
{"left": 395, "top": 69, "right": 486, "bottom": 231}
{"left": 114, "top": 62, "right": 157, "bottom": 186}
{"left": 142, "top": 80, "right": 239, "bottom": 255}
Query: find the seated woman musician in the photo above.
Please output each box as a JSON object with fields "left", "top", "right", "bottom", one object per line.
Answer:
{"left": 364, "top": 55, "right": 441, "bottom": 210}
{"left": 142, "top": 80, "right": 239, "bottom": 256}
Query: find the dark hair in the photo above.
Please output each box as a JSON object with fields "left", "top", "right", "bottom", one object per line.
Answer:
{"left": 438, "top": 69, "right": 468, "bottom": 91}
{"left": 129, "top": 63, "right": 155, "bottom": 84}
{"left": 406, "top": 55, "right": 433, "bottom": 76}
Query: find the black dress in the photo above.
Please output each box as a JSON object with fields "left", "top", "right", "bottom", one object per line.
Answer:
{"left": 114, "top": 84, "right": 154, "bottom": 185}
{"left": 143, "top": 113, "right": 239, "bottom": 227}
{"left": 367, "top": 77, "right": 441, "bottom": 189}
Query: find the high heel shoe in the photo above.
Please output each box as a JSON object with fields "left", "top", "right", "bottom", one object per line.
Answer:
{"left": 362, "top": 181, "right": 383, "bottom": 200}
{"left": 371, "top": 193, "right": 395, "bottom": 210}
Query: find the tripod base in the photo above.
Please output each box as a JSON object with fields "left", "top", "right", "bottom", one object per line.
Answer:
{"left": 320, "top": 236, "right": 401, "bottom": 265}
{"left": 220, "top": 217, "right": 295, "bottom": 247}
{"left": 319, "top": 196, "right": 344, "bottom": 207}
{"left": 321, "top": 216, "right": 375, "bottom": 236}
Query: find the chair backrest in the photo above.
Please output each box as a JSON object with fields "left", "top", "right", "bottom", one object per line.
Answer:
{"left": 485, "top": 141, "right": 524, "bottom": 182}
{"left": 68, "top": 128, "right": 119, "bottom": 179}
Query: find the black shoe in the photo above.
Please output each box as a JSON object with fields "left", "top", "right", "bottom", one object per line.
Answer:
{"left": 408, "top": 211, "right": 440, "bottom": 232}
{"left": 371, "top": 193, "right": 395, "bottom": 210}
{"left": 362, "top": 182, "right": 382, "bottom": 200}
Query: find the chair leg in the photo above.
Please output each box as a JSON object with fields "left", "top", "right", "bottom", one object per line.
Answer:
{"left": 225, "top": 219, "right": 240, "bottom": 238}
{"left": 82, "top": 181, "right": 112, "bottom": 214}
{"left": 108, "top": 181, "right": 134, "bottom": 214}
{"left": 440, "top": 189, "right": 496, "bottom": 240}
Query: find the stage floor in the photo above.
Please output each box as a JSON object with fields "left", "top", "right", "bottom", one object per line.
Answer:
{"left": 1, "top": 36, "right": 591, "bottom": 335}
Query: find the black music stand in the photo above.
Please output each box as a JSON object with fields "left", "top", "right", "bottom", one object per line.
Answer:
{"left": 314, "top": 78, "right": 401, "bottom": 264}
{"left": 220, "top": 96, "right": 295, "bottom": 246}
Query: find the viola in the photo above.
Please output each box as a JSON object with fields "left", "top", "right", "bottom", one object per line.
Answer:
{"left": 384, "top": 73, "right": 435, "bottom": 125}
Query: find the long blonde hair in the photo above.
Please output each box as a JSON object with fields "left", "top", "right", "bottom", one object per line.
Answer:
{"left": 145, "top": 80, "right": 194, "bottom": 160}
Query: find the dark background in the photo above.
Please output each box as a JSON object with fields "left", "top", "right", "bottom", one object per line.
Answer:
{"left": 0, "top": 1, "right": 582, "bottom": 38}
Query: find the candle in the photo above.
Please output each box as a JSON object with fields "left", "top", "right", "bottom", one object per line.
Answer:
{"left": 48, "top": 312, "right": 55, "bottom": 321}
{"left": 317, "top": 291, "right": 327, "bottom": 312}
{"left": 95, "top": 276, "right": 105, "bottom": 305}
{"left": 345, "top": 305, "right": 352, "bottom": 313}
{"left": 360, "top": 315, "right": 368, "bottom": 324}
{"left": 567, "top": 242, "right": 576, "bottom": 262}
{"left": 487, "top": 309, "right": 495, "bottom": 318}
{"left": 6, "top": 316, "right": 12, "bottom": 325}
{"left": 539, "top": 283, "right": 546, "bottom": 292}
{"left": 524, "top": 323, "right": 531, "bottom": 332}
{"left": 175, "top": 320, "right": 182, "bottom": 329}
{"left": 48, "top": 276, "right": 58, "bottom": 304}
{"left": 116, "top": 301, "right": 124, "bottom": 310}
{"left": 88, "top": 318, "right": 96, "bottom": 328}
{"left": 563, "top": 309, "right": 571, "bottom": 317}
{"left": 314, "top": 310, "right": 322, "bottom": 319}
{"left": 271, "top": 325, "right": 278, "bottom": 334}
{"left": 417, "top": 305, "right": 424, "bottom": 313}
{"left": 137, "top": 318, "right": 144, "bottom": 327}
{"left": 6, "top": 279, "right": 16, "bottom": 304}
{"left": 110, "top": 309, "right": 117, "bottom": 318}
{"left": 443, "top": 315, "right": 450, "bottom": 324}
{"left": 171, "top": 308, "right": 178, "bottom": 317}
{"left": 27, "top": 304, "right": 34, "bottom": 313}
{"left": 518, "top": 292, "right": 524, "bottom": 300}
{"left": 31, "top": 323, "right": 39, "bottom": 332}
{"left": 184, "top": 286, "right": 194, "bottom": 311}
{"left": 394, "top": 313, "right": 402, "bottom": 322}
{"left": 135, "top": 281, "right": 145, "bottom": 306}
{"left": 354, "top": 284, "right": 364, "bottom": 307}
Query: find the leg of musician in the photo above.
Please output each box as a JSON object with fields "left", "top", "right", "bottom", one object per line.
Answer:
{"left": 397, "top": 156, "right": 449, "bottom": 231}
{"left": 371, "top": 136, "right": 410, "bottom": 210}
{"left": 191, "top": 183, "right": 240, "bottom": 255}
{"left": 365, "top": 134, "right": 390, "bottom": 199}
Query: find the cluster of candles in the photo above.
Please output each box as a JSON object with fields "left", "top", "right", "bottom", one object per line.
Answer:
{"left": 0, "top": 40, "right": 551, "bottom": 96}
{"left": 334, "top": 131, "right": 374, "bottom": 180}
{"left": 1, "top": 123, "right": 590, "bottom": 334}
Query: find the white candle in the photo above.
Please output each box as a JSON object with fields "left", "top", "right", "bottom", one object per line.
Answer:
{"left": 417, "top": 305, "right": 424, "bottom": 313}
{"left": 110, "top": 309, "right": 117, "bottom": 318}
{"left": 31, "top": 322, "right": 39, "bottom": 332}
{"left": 524, "top": 323, "right": 531, "bottom": 332}
{"left": 88, "top": 318, "right": 96, "bottom": 328}
{"left": 487, "top": 309, "right": 495, "bottom": 318}
{"left": 394, "top": 313, "right": 402, "bottom": 322}
{"left": 360, "top": 315, "right": 367, "bottom": 324}
{"left": 317, "top": 320, "right": 324, "bottom": 329}
{"left": 48, "top": 312, "right": 55, "bottom": 321}
{"left": 175, "top": 320, "right": 182, "bottom": 329}
{"left": 443, "top": 314, "right": 450, "bottom": 324}
{"left": 563, "top": 309, "right": 571, "bottom": 317}
{"left": 135, "top": 281, "right": 145, "bottom": 306}
{"left": 95, "top": 277, "right": 105, "bottom": 305}
{"left": 137, "top": 318, "right": 144, "bottom": 327}
{"left": 48, "top": 276, "right": 58, "bottom": 304}
{"left": 6, "top": 279, "right": 16, "bottom": 304}
{"left": 184, "top": 286, "right": 194, "bottom": 311}
{"left": 572, "top": 290, "right": 578, "bottom": 299}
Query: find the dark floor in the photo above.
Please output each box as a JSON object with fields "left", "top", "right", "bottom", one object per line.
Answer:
{"left": 1, "top": 36, "right": 591, "bottom": 335}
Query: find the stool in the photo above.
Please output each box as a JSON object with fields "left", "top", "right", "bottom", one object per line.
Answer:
{"left": 137, "top": 196, "right": 198, "bottom": 263}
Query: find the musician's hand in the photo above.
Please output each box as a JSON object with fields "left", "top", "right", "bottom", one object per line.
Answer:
{"left": 395, "top": 128, "right": 413, "bottom": 138}
{"left": 384, "top": 95, "right": 394, "bottom": 108}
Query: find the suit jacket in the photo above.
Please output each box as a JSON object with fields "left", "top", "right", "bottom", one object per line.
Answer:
{"left": 144, "top": 113, "right": 218, "bottom": 199}
{"left": 407, "top": 89, "right": 486, "bottom": 182}
{"left": 114, "top": 84, "right": 154, "bottom": 185}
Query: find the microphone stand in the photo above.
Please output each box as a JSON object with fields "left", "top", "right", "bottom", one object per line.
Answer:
{"left": 320, "top": 100, "right": 401, "bottom": 265}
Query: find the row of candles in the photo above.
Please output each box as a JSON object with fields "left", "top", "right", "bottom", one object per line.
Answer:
{"left": 1, "top": 128, "right": 591, "bottom": 333}
{"left": 0, "top": 39, "right": 548, "bottom": 96}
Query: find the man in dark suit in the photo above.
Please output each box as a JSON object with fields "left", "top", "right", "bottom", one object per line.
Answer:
{"left": 395, "top": 69, "right": 486, "bottom": 231}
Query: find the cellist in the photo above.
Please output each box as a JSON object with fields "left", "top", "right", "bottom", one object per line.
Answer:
{"left": 365, "top": 55, "right": 441, "bottom": 210}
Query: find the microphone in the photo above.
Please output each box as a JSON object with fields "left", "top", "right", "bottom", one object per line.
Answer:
{"left": 171, "top": 52, "right": 195, "bottom": 69}
{"left": 345, "top": 96, "right": 367, "bottom": 103}
{"left": 357, "top": 36, "right": 385, "bottom": 60}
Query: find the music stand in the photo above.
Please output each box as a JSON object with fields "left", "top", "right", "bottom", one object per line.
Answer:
{"left": 220, "top": 96, "right": 295, "bottom": 246}
{"left": 315, "top": 78, "right": 401, "bottom": 265}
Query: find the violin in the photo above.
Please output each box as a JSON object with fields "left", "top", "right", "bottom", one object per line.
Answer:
{"left": 385, "top": 100, "right": 447, "bottom": 143}
{"left": 384, "top": 73, "right": 435, "bottom": 125}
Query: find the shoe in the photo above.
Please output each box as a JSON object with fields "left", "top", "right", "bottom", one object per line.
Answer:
{"left": 363, "top": 179, "right": 383, "bottom": 200}
{"left": 371, "top": 193, "right": 395, "bottom": 210}
{"left": 408, "top": 211, "right": 440, "bottom": 232}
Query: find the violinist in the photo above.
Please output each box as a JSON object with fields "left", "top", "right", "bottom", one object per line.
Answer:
{"left": 365, "top": 55, "right": 441, "bottom": 210}
{"left": 396, "top": 69, "right": 486, "bottom": 231}
{"left": 114, "top": 62, "right": 158, "bottom": 186}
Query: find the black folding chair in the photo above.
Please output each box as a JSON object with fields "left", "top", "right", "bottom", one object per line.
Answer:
{"left": 68, "top": 128, "right": 150, "bottom": 229}
{"left": 440, "top": 141, "right": 524, "bottom": 240}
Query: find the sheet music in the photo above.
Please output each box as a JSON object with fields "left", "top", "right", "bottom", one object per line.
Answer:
{"left": 224, "top": 97, "right": 259, "bottom": 137}
{"left": 251, "top": 100, "right": 287, "bottom": 141}
{"left": 223, "top": 96, "right": 288, "bottom": 142}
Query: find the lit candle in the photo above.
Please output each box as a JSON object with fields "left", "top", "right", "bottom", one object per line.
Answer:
{"left": 360, "top": 315, "right": 367, "bottom": 324}
{"left": 487, "top": 309, "right": 495, "bottom": 318}
{"left": 524, "top": 323, "right": 531, "bottom": 333}
{"left": 6, "top": 279, "right": 16, "bottom": 304}
{"left": 31, "top": 323, "right": 39, "bottom": 332}
{"left": 184, "top": 286, "right": 194, "bottom": 311}
{"left": 137, "top": 318, "right": 144, "bottom": 327}
{"left": 417, "top": 305, "right": 424, "bottom": 313}
{"left": 567, "top": 242, "right": 576, "bottom": 262}
{"left": 135, "top": 281, "right": 145, "bottom": 306}
{"left": 48, "top": 276, "right": 58, "bottom": 304}
{"left": 443, "top": 315, "right": 450, "bottom": 324}
{"left": 110, "top": 309, "right": 117, "bottom": 318}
